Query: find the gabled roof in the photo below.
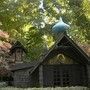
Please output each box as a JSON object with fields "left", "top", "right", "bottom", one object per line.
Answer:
{"left": 9, "top": 41, "right": 27, "bottom": 54}
{"left": 30, "top": 32, "right": 89, "bottom": 75}
{"left": 10, "top": 60, "right": 38, "bottom": 71}
{"left": 79, "top": 44, "right": 90, "bottom": 57}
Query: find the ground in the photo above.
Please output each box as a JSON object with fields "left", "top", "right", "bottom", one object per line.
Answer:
{"left": 0, "top": 87, "right": 89, "bottom": 90}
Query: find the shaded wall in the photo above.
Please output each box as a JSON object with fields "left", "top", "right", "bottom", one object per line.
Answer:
{"left": 13, "top": 69, "right": 30, "bottom": 87}
{"left": 42, "top": 64, "right": 87, "bottom": 87}
{"left": 30, "top": 68, "right": 39, "bottom": 87}
{"left": 87, "top": 64, "right": 90, "bottom": 87}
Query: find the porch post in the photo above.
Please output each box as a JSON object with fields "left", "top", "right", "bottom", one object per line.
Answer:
{"left": 87, "top": 64, "right": 90, "bottom": 87}
{"left": 39, "top": 65, "right": 43, "bottom": 87}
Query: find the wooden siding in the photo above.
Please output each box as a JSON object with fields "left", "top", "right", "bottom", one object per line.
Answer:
{"left": 87, "top": 65, "right": 90, "bottom": 87}
{"left": 13, "top": 69, "right": 30, "bottom": 87}
{"left": 30, "top": 68, "right": 39, "bottom": 87}
{"left": 43, "top": 65, "right": 53, "bottom": 87}
{"left": 39, "top": 65, "right": 43, "bottom": 87}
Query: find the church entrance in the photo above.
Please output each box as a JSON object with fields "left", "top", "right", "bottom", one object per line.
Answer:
{"left": 43, "top": 64, "right": 87, "bottom": 87}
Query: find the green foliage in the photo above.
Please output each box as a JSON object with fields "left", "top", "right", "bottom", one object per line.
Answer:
{"left": 0, "top": 0, "right": 89, "bottom": 60}
{"left": 25, "top": 27, "right": 44, "bottom": 60}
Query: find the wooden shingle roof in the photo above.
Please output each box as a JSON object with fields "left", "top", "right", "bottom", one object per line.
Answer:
{"left": 30, "top": 32, "right": 89, "bottom": 75}
{"left": 10, "top": 60, "right": 38, "bottom": 71}
{"left": 9, "top": 41, "right": 27, "bottom": 54}
{"left": 9, "top": 33, "right": 90, "bottom": 73}
{"left": 79, "top": 44, "right": 90, "bottom": 57}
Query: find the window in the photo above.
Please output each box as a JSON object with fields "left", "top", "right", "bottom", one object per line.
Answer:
{"left": 53, "top": 67, "right": 61, "bottom": 86}
{"left": 15, "top": 49, "right": 23, "bottom": 61}
{"left": 53, "top": 66, "right": 71, "bottom": 86}
{"left": 62, "top": 70, "right": 70, "bottom": 86}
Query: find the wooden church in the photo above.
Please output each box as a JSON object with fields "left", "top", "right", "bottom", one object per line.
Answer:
{"left": 7, "top": 33, "right": 90, "bottom": 87}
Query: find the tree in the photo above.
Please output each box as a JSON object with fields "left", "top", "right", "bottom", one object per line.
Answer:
{"left": 0, "top": 0, "right": 89, "bottom": 60}
{"left": 0, "top": 30, "right": 11, "bottom": 76}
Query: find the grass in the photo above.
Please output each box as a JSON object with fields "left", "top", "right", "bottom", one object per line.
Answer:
{"left": 0, "top": 83, "right": 89, "bottom": 90}
{"left": 0, "top": 87, "right": 89, "bottom": 90}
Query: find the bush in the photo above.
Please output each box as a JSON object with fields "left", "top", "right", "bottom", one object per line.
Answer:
{"left": 0, "top": 82, "right": 8, "bottom": 87}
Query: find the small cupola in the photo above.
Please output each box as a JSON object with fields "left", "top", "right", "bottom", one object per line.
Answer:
{"left": 9, "top": 41, "right": 27, "bottom": 63}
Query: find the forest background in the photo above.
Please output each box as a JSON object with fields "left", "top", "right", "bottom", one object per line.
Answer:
{"left": 0, "top": 0, "right": 90, "bottom": 61}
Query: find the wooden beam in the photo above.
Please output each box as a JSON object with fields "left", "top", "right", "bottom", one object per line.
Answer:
{"left": 39, "top": 65, "right": 43, "bottom": 87}
{"left": 55, "top": 45, "right": 72, "bottom": 50}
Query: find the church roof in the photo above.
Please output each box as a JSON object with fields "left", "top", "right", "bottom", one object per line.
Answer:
{"left": 79, "top": 44, "right": 90, "bottom": 57}
{"left": 9, "top": 33, "right": 90, "bottom": 73}
{"left": 10, "top": 60, "right": 38, "bottom": 71}
{"left": 9, "top": 41, "right": 27, "bottom": 54}
{"left": 29, "top": 32, "right": 89, "bottom": 75}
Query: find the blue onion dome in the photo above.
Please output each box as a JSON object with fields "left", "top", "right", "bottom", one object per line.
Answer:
{"left": 52, "top": 17, "right": 70, "bottom": 34}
